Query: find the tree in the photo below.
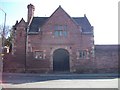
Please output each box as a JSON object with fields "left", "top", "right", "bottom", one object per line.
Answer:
{"left": 3, "top": 27, "right": 13, "bottom": 53}
{"left": 0, "top": 25, "right": 12, "bottom": 53}
{"left": 0, "top": 25, "right": 11, "bottom": 38}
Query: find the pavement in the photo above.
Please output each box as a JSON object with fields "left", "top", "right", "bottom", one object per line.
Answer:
{"left": 0, "top": 73, "right": 119, "bottom": 88}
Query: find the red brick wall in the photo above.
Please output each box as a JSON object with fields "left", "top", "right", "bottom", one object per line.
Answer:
{"left": 95, "top": 45, "right": 118, "bottom": 73}
{"left": 3, "top": 45, "right": 118, "bottom": 73}
{"left": 3, "top": 53, "right": 25, "bottom": 72}
{"left": 3, "top": 19, "right": 27, "bottom": 73}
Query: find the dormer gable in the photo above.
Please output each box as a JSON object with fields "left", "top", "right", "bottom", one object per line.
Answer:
{"left": 17, "top": 18, "right": 26, "bottom": 28}
{"left": 44, "top": 5, "right": 78, "bottom": 27}
{"left": 12, "top": 18, "right": 27, "bottom": 37}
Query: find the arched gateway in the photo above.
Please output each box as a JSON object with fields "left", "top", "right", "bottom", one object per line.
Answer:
{"left": 53, "top": 49, "right": 70, "bottom": 72}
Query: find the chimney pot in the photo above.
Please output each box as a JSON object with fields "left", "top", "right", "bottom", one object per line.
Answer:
{"left": 27, "top": 4, "right": 35, "bottom": 23}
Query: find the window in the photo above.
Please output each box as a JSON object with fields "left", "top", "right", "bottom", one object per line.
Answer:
{"left": 54, "top": 25, "right": 67, "bottom": 37}
{"left": 63, "top": 31, "right": 67, "bottom": 36}
{"left": 79, "top": 50, "right": 87, "bottom": 58}
{"left": 34, "top": 51, "right": 43, "bottom": 60}
{"left": 79, "top": 50, "right": 90, "bottom": 59}
{"left": 91, "top": 47, "right": 95, "bottom": 57}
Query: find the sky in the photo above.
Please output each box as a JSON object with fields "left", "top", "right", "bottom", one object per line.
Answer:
{"left": 0, "top": 0, "right": 119, "bottom": 44}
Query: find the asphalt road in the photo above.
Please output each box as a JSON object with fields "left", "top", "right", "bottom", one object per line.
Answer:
{"left": 1, "top": 73, "right": 119, "bottom": 88}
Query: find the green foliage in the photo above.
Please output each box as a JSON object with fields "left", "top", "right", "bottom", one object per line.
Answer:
{"left": 4, "top": 27, "right": 13, "bottom": 52}
{"left": 4, "top": 36, "right": 11, "bottom": 46}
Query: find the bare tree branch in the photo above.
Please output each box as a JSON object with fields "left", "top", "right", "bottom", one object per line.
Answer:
{"left": 0, "top": 25, "right": 11, "bottom": 38}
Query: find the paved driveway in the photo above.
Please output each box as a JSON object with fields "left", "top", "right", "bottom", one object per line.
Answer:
{"left": 1, "top": 73, "right": 119, "bottom": 88}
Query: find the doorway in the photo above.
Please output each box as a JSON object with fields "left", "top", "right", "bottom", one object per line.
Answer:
{"left": 53, "top": 48, "right": 70, "bottom": 72}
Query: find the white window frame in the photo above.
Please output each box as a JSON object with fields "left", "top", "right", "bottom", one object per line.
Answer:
{"left": 34, "top": 51, "right": 44, "bottom": 60}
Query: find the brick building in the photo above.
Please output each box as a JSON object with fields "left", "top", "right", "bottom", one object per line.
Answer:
{"left": 3, "top": 4, "right": 118, "bottom": 73}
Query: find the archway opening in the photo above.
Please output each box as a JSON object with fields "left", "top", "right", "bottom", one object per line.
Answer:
{"left": 53, "top": 48, "right": 70, "bottom": 72}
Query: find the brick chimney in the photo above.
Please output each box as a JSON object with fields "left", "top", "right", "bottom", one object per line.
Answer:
{"left": 27, "top": 4, "right": 35, "bottom": 24}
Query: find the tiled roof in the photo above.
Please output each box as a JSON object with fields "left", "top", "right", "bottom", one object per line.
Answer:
{"left": 28, "top": 17, "right": 49, "bottom": 32}
{"left": 28, "top": 16, "right": 93, "bottom": 33}
{"left": 73, "top": 16, "right": 93, "bottom": 33}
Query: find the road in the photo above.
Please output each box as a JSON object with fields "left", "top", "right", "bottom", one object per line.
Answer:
{"left": 0, "top": 73, "right": 119, "bottom": 88}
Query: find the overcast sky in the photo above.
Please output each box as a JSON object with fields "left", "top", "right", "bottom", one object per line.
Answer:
{"left": 0, "top": 0, "right": 119, "bottom": 44}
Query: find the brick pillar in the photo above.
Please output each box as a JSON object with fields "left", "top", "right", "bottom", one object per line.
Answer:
{"left": 0, "top": 50, "right": 3, "bottom": 84}
{"left": 0, "top": 37, "right": 2, "bottom": 85}
{"left": 27, "top": 4, "right": 35, "bottom": 23}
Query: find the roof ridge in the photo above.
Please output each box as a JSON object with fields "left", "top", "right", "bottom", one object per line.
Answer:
{"left": 33, "top": 16, "right": 49, "bottom": 18}
{"left": 72, "top": 17, "right": 84, "bottom": 18}
{"left": 84, "top": 15, "right": 92, "bottom": 27}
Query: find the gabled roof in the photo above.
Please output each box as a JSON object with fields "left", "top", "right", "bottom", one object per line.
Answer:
{"left": 73, "top": 15, "right": 93, "bottom": 33}
{"left": 28, "top": 6, "right": 93, "bottom": 34}
{"left": 28, "top": 17, "right": 93, "bottom": 33}
{"left": 19, "top": 18, "right": 26, "bottom": 23}
{"left": 13, "top": 18, "right": 26, "bottom": 28}
{"left": 48, "top": 5, "right": 79, "bottom": 26}
{"left": 29, "top": 17, "right": 49, "bottom": 32}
